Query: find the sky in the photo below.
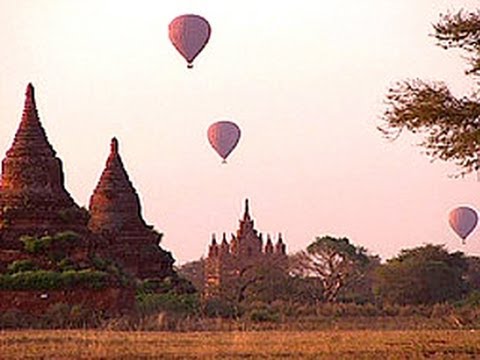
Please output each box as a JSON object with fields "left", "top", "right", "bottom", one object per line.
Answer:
{"left": 0, "top": 0, "right": 480, "bottom": 264}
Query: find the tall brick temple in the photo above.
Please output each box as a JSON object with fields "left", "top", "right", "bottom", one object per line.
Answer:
{"left": 204, "top": 199, "right": 287, "bottom": 298}
{"left": 0, "top": 84, "right": 89, "bottom": 251}
{"left": 88, "top": 137, "right": 174, "bottom": 279}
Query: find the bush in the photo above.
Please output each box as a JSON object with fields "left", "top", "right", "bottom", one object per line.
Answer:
{"left": 20, "top": 235, "right": 52, "bottom": 254}
{"left": 91, "top": 256, "right": 134, "bottom": 288}
{"left": 57, "top": 258, "right": 76, "bottom": 271}
{"left": 136, "top": 293, "right": 200, "bottom": 317}
{"left": 249, "top": 308, "right": 280, "bottom": 323}
{"left": 455, "top": 291, "right": 480, "bottom": 308}
{"left": 0, "top": 311, "right": 23, "bottom": 329}
{"left": 7, "top": 260, "right": 37, "bottom": 274}
{"left": 19, "top": 231, "right": 81, "bottom": 255}
{"left": 0, "top": 269, "right": 108, "bottom": 290}
{"left": 203, "top": 297, "right": 239, "bottom": 319}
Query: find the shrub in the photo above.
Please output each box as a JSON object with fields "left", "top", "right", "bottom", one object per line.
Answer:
{"left": 7, "top": 260, "right": 37, "bottom": 274}
{"left": 45, "top": 303, "right": 71, "bottom": 328}
{"left": 20, "top": 235, "right": 52, "bottom": 253}
{"left": 0, "top": 269, "right": 108, "bottom": 290}
{"left": 249, "top": 308, "right": 280, "bottom": 323}
{"left": 91, "top": 256, "right": 134, "bottom": 288}
{"left": 0, "top": 311, "right": 23, "bottom": 329}
{"left": 57, "top": 258, "right": 76, "bottom": 271}
{"left": 19, "top": 231, "right": 81, "bottom": 255}
{"left": 136, "top": 293, "right": 200, "bottom": 317}
{"left": 75, "top": 269, "right": 108, "bottom": 290}
{"left": 203, "top": 297, "right": 238, "bottom": 319}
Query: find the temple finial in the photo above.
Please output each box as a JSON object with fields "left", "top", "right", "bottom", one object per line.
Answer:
{"left": 26, "top": 83, "right": 34, "bottom": 99}
{"left": 21, "top": 83, "right": 39, "bottom": 125}
{"left": 111, "top": 137, "right": 119, "bottom": 154}
{"left": 243, "top": 198, "right": 251, "bottom": 221}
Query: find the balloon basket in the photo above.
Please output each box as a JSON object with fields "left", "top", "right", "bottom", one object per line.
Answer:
{"left": 187, "top": 64, "right": 194, "bottom": 69}
{"left": 222, "top": 159, "right": 227, "bottom": 164}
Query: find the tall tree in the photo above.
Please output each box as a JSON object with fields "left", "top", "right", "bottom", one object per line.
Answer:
{"left": 374, "top": 244, "right": 468, "bottom": 305}
{"left": 290, "top": 236, "right": 372, "bottom": 302}
{"left": 378, "top": 9, "right": 480, "bottom": 175}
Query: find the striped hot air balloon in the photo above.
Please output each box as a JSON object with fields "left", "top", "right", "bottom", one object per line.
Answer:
{"left": 168, "top": 14, "right": 211, "bottom": 69}
{"left": 207, "top": 121, "right": 241, "bottom": 163}
{"left": 449, "top": 206, "right": 478, "bottom": 244}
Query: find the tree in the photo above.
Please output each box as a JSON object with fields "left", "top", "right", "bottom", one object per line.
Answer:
{"left": 374, "top": 244, "right": 468, "bottom": 305}
{"left": 464, "top": 256, "right": 480, "bottom": 291}
{"left": 378, "top": 9, "right": 480, "bottom": 175}
{"left": 177, "top": 258, "right": 205, "bottom": 293}
{"left": 290, "top": 236, "right": 373, "bottom": 302}
{"left": 219, "top": 255, "right": 290, "bottom": 304}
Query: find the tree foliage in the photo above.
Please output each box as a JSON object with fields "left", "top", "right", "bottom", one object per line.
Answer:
{"left": 290, "top": 236, "right": 373, "bottom": 302}
{"left": 374, "top": 244, "right": 468, "bottom": 305}
{"left": 177, "top": 259, "right": 205, "bottom": 293}
{"left": 218, "top": 255, "right": 290, "bottom": 305}
{"left": 379, "top": 9, "right": 480, "bottom": 175}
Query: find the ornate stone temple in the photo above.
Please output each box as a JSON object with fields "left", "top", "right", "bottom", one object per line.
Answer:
{"left": 88, "top": 137, "right": 174, "bottom": 279}
{"left": 204, "top": 199, "right": 287, "bottom": 298}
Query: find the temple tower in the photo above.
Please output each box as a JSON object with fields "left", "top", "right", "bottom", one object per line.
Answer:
{"left": 0, "top": 84, "right": 87, "bottom": 249}
{"left": 204, "top": 199, "right": 287, "bottom": 298}
{"left": 88, "top": 138, "right": 174, "bottom": 279}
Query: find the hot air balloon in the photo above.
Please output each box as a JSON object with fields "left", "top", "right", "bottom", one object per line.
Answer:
{"left": 168, "top": 14, "right": 211, "bottom": 69}
{"left": 207, "top": 121, "right": 241, "bottom": 163}
{"left": 449, "top": 206, "right": 478, "bottom": 244}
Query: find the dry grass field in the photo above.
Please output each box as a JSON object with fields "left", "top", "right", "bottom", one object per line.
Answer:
{"left": 1, "top": 330, "right": 480, "bottom": 359}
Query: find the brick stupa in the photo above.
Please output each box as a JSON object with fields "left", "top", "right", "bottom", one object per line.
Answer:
{"left": 89, "top": 138, "right": 174, "bottom": 279}
{"left": 0, "top": 84, "right": 88, "bottom": 249}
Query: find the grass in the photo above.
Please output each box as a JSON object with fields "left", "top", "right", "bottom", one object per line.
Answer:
{"left": 1, "top": 330, "right": 480, "bottom": 359}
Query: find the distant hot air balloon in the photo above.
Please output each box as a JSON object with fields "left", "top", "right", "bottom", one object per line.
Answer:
{"left": 207, "top": 121, "right": 241, "bottom": 163}
{"left": 449, "top": 206, "right": 478, "bottom": 244}
{"left": 168, "top": 14, "right": 211, "bottom": 69}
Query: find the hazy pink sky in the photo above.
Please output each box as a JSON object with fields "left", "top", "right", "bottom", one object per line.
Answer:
{"left": 1, "top": 0, "right": 480, "bottom": 264}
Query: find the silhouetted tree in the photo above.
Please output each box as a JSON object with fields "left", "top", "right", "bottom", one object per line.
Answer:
{"left": 290, "top": 236, "right": 373, "bottom": 302}
{"left": 379, "top": 9, "right": 480, "bottom": 176}
{"left": 374, "top": 244, "right": 468, "bottom": 305}
{"left": 220, "top": 255, "right": 289, "bottom": 304}
{"left": 465, "top": 256, "right": 480, "bottom": 291}
{"left": 177, "top": 258, "right": 205, "bottom": 293}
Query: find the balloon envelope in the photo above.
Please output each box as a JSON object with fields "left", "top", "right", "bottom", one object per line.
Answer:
{"left": 449, "top": 206, "right": 478, "bottom": 241}
{"left": 168, "top": 14, "right": 211, "bottom": 68}
{"left": 208, "top": 121, "right": 241, "bottom": 162}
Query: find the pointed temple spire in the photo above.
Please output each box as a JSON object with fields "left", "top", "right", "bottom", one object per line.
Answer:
{"left": 88, "top": 137, "right": 146, "bottom": 233}
{"left": 89, "top": 137, "right": 174, "bottom": 279}
{"left": 0, "top": 84, "right": 84, "bottom": 243}
{"left": 6, "top": 83, "right": 55, "bottom": 158}
{"left": 265, "top": 235, "right": 274, "bottom": 254}
{"left": 110, "top": 137, "right": 119, "bottom": 155}
{"left": 243, "top": 198, "right": 251, "bottom": 221}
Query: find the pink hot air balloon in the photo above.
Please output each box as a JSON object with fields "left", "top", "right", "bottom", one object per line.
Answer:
{"left": 168, "top": 14, "right": 211, "bottom": 69}
{"left": 449, "top": 206, "right": 478, "bottom": 244}
{"left": 207, "top": 121, "right": 241, "bottom": 163}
